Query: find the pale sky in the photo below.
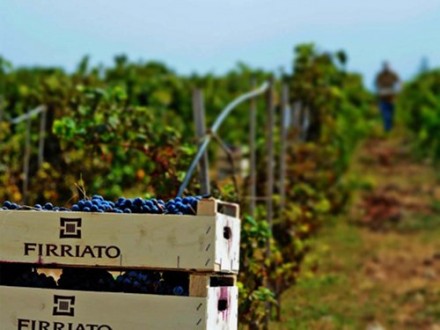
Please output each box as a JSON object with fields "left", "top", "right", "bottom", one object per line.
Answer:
{"left": 1, "top": 0, "right": 439, "bottom": 87}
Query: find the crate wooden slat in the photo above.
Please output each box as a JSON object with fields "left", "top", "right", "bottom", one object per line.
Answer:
{"left": 189, "top": 273, "right": 236, "bottom": 297}
{"left": 0, "top": 284, "right": 238, "bottom": 330}
{"left": 0, "top": 199, "right": 240, "bottom": 273}
{"left": 197, "top": 198, "right": 239, "bottom": 218}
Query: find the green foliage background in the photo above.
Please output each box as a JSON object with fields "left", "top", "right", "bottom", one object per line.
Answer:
{"left": 398, "top": 68, "right": 440, "bottom": 162}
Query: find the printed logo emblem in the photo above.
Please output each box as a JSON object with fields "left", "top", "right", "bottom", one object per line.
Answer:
{"left": 60, "top": 218, "right": 82, "bottom": 239}
{"left": 53, "top": 295, "right": 76, "bottom": 316}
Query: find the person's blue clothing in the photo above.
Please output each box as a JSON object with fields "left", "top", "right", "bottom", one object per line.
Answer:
{"left": 379, "top": 100, "right": 394, "bottom": 132}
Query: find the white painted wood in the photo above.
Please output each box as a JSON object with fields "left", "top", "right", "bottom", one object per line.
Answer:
{"left": 207, "top": 286, "right": 238, "bottom": 330}
{"left": 214, "top": 214, "right": 240, "bottom": 273}
{"left": 0, "top": 210, "right": 240, "bottom": 273}
{"left": 0, "top": 285, "right": 238, "bottom": 330}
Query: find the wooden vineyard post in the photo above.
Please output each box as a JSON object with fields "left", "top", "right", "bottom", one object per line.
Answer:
{"left": 265, "top": 79, "right": 275, "bottom": 236}
{"left": 249, "top": 78, "right": 257, "bottom": 217}
{"left": 300, "top": 106, "right": 310, "bottom": 142}
{"left": 0, "top": 97, "right": 4, "bottom": 122}
{"left": 279, "top": 84, "right": 289, "bottom": 211}
{"left": 22, "top": 112, "right": 31, "bottom": 204}
{"left": 264, "top": 78, "right": 275, "bottom": 329}
{"left": 293, "top": 101, "right": 302, "bottom": 141}
{"left": 193, "top": 89, "right": 210, "bottom": 196}
{"left": 38, "top": 106, "right": 47, "bottom": 167}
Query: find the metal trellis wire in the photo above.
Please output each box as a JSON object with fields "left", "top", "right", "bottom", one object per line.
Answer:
{"left": 177, "top": 81, "right": 270, "bottom": 197}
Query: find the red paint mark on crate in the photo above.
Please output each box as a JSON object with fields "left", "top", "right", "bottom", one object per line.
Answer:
{"left": 217, "top": 287, "right": 231, "bottom": 321}
{"left": 225, "top": 220, "right": 232, "bottom": 255}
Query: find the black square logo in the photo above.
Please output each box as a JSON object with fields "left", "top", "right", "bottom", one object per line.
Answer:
{"left": 53, "top": 295, "right": 75, "bottom": 316}
{"left": 60, "top": 218, "right": 82, "bottom": 239}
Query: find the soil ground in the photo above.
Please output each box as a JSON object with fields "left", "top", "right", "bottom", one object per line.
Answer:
{"left": 270, "top": 135, "right": 440, "bottom": 330}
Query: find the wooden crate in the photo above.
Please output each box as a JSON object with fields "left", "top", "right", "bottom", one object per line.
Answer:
{"left": 0, "top": 199, "right": 240, "bottom": 273}
{"left": 0, "top": 274, "right": 238, "bottom": 330}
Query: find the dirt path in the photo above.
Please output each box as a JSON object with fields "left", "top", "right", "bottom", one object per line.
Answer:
{"left": 271, "top": 136, "right": 440, "bottom": 330}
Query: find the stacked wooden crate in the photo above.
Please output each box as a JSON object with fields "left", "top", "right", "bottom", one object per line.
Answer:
{"left": 0, "top": 198, "right": 240, "bottom": 329}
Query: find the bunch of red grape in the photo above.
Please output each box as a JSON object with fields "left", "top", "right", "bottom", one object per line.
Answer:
{"left": 0, "top": 264, "right": 189, "bottom": 296}
{"left": 58, "top": 268, "right": 117, "bottom": 292}
{"left": 0, "top": 264, "right": 56, "bottom": 288}
{"left": 116, "top": 270, "right": 188, "bottom": 296}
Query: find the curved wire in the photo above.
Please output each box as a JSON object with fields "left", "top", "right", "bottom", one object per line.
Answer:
{"left": 10, "top": 105, "right": 46, "bottom": 125}
{"left": 177, "top": 81, "right": 270, "bottom": 197}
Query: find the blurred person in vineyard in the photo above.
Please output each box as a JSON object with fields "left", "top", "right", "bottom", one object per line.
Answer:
{"left": 375, "top": 61, "right": 400, "bottom": 132}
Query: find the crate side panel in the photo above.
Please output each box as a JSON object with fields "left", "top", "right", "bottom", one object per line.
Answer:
{"left": 0, "top": 286, "right": 207, "bottom": 330}
{"left": 0, "top": 211, "right": 217, "bottom": 271}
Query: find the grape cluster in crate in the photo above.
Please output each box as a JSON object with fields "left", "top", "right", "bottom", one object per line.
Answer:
{"left": 0, "top": 264, "right": 188, "bottom": 296}
{"left": 1, "top": 195, "right": 203, "bottom": 215}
